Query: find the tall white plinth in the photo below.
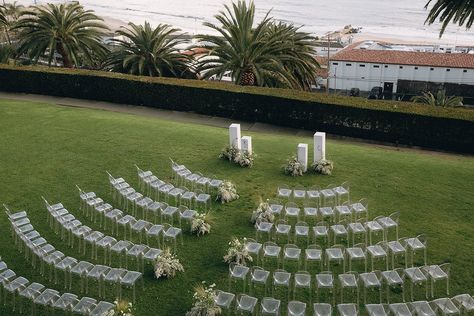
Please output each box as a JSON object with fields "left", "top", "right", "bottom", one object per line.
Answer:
{"left": 314, "top": 132, "right": 326, "bottom": 163}
{"left": 241, "top": 136, "right": 253, "bottom": 154}
{"left": 229, "top": 123, "right": 241, "bottom": 149}
{"left": 297, "top": 143, "right": 308, "bottom": 172}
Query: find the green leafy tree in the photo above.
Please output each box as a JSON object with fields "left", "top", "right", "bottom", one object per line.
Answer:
{"left": 13, "top": 2, "right": 109, "bottom": 67}
{"left": 106, "top": 22, "right": 191, "bottom": 77}
{"left": 425, "top": 0, "right": 474, "bottom": 36}
{"left": 412, "top": 90, "right": 464, "bottom": 107}
{"left": 195, "top": 1, "right": 319, "bottom": 90}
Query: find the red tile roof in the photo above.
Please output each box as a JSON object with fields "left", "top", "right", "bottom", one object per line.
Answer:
{"left": 332, "top": 47, "right": 474, "bottom": 69}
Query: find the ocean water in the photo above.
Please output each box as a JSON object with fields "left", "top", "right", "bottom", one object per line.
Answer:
{"left": 17, "top": 0, "right": 474, "bottom": 44}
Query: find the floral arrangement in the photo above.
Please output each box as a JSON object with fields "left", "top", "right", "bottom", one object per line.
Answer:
{"left": 186, "top": 282, "right": 221, "bottom": 316}
{"left": 219, "top": 145, "right": 255, "bottom": 168}
{"left": 283, "top": 156, "right": 305, "bottom": 177}
{"left": 223, "top": 237, "right": 252, "bottom": 266}
{"left": 312, "top": 159, "right": 334, "bottom": 175}
{"left": 191, "top": 213, "right": 213, "bottom": 236}
{"left": 251, "top": 199, "right": 275, "bottom": 227}
{"left": 216, "top": 180, "right": 239, "bottom": 203}
{"left": 154, "top": 248, "right": 184, "bottom": 279}
{"left": 104, "top": 300, "right": 134, "bottom": 316}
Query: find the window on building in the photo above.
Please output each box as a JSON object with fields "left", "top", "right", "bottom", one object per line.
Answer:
{"left": 430, "top": 68, "right": 434, "bottom": 71}
{"left": 414, "top": 67, "right": 419, "bottom": 70}
{"left": 399, "top": 66, "right": 403, "bottom": 69}
{"left": 332, "top": 62, "right": 339, "bottom": 66}
{"left": 359, "top": 64, "right": 366, "bottom": 67}
{"left": 384, "top": 65, "right": 388, "bottom": 68}
{"left": 463, "top": 70, "right": 468, "bottom": 73}
{"left": 446, "top": 68, "right": 451, "bottom": 72}
{"left": 373, "top": 65, "right": 380, "bottom": 68}
{"left": 346, "top": 63, "right": 352, "bottom": 66}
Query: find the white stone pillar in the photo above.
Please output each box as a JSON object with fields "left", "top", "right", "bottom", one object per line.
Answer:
{"left": 314, "top": 132, "right": 326, "bottom": 163}
{"left": 241, "top": 136, "right": 252, "bottom": 154}
{"left": 229, "top": 123, "right": 241, "bottom": 149}
{"left": 297, "top": 143, "right": 308, "bottom": 172}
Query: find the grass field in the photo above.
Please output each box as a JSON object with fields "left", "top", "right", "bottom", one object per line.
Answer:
{"left": 0, "top": 98, "right": 473, "bottom": 315}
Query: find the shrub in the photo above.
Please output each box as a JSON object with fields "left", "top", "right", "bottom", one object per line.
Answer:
{"left": 186, "top": 282, "right": 221, "bottom": 316}
{"left": 154, "top": 248, "right": 184, "bottom": 279}
{"left": 216, "top": 180, "right": 239, "bottom": 203}
{"left": 312, "top": 159, "right": 334, "bottom": 175}
{"left": 283, "top": 156, "right": 305, "bottom": 177}
{"left": 191, "top": 213, "right": 213, "bottom": 236}
{"left": 223, "top": 237, "right": 252, "bottom": 266}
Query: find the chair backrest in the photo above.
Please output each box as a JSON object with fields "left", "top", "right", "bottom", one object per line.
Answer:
{"left": 341, "top": 181, "right": 350, "bottom": 190}
{"left": 304, "top": 200, "right": 318, "bottom": 208}
{"left": 389, "top": 212, "right": 400, "bottom": 222}
{"left": 41, "top": 196, "right": 51, "bottom": 209}
{"left": 330, "top": 244, "right": 345, "bottom": 251}
{"left": 285, "top": 202, "right": 298, "bottom": 208}
{"left": 284, "top": 244, "right": 299, "bottom": 251}
{"left": 315, "top": 221, "right": 329, "bottom": 228}
{"left": 307, "top": 244, "right": 322, "bottom": 251}
{"left": 353, "top": 243, "right": 366, "bottom": 251}
{"left": 295, "top": 221, "right": 308, "bottom": 227}
{"left": 75, "top": 185, "right": 84, "bottom": 195}
{"left": 417, "top": 234, "right": 427, "bottom": 246}
{"left": 309, "top": 185, "right": 321, "bottom": 191}
{"left": 3, "top": 203, "right": 11, "bottom": 216}
{"left": 359, "top": 198, "right": 368, "bottom": 209}
{"left": 134, "top": 164, "right": 144, "bottom": 175}
{"left": 294, "top": 185, "right": 306, "bottom": 191}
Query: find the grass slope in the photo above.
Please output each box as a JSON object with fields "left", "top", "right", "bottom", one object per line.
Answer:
{"left": 0, "top": 99, "right": 473, "bottom": 315}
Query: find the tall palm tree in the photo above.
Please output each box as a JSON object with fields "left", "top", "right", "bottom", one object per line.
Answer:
{"left": 105, "top": 22, "right": 191, "bottom": 77}
{"left": 425, "top": 0, "right": 474, "bottom": 36}
{"left": 412, "top": 90, "right": 464, "bottom": 107}
{"left": 13, "top": 2, "right": 109, "bottom": 68}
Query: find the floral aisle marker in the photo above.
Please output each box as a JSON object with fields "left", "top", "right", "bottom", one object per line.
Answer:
{"left": 251, "top": 198, "right": 274, "bottom": 227}
{"left": 219, "top": 145, "right": 256, "bottom": 168}
{"left": 191, "top": 212, "right": 213, "bottom": 236}
{"left": 186, "top": 282, "right": 221, "bottom": 316}
{"left": 216, "top": 180, "right": 239, "bottom": 203}
{"left": 283, "top": 155, "right": 305, "bottom": 177}
{"left": 105, "top": 299, "right": 134, "bottom": 316}
{"left": 154, "top": 248, "right": 184, "bottom": 279}
{"left": 312, "top": 159, "right": 334, "bottom": 175}
{"left": 223, "top": 237, "right": 252, "bottom": 266}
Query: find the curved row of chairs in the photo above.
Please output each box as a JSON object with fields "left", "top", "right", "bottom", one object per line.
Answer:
{"left": 4, "top": 207, "right": 143, "bottom": 303}
{"left": 42, "top": 197, "right": 162, "bottom": 272}
{"left": 0, "top": 258, "right": 114, "bottom": 316}
{"left": 276, "top": 182, "right": 350, "bottom": 207}
{"left": 168, "top": 159, "right": 223, "bottom": 194}
{"left": 214, "top": 290, "right": 473, "bottom": 316}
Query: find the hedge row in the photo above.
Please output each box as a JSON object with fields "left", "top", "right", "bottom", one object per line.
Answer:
{"left": 0, "top": 65, "right": 473, "bottom": 153}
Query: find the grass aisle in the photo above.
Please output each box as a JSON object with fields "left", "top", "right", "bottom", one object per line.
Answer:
{"left": 0, "top": 99, "right": 473, "bottom": 315}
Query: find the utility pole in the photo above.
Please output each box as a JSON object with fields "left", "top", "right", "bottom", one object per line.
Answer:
{"left": 326, "top": 34, "right": 331, "bottom": 94}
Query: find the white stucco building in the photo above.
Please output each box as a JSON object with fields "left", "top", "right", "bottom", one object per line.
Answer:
{"left": 328, "top": 41, "right": 474, "bottom": 98}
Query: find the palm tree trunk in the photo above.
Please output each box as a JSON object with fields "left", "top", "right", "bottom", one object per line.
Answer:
{"left": 57, "top": 41, "right": 73, "bottom": 68}
{"left": 239, "top": 68, "right": 256, "bottom": 86}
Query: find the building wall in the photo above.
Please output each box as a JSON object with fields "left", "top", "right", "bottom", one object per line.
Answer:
{"left": 328, "top": 60, "right": 474, "bottom": 93}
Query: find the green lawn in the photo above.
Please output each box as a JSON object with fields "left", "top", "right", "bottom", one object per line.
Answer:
{"left": 0, "top": 98, "right": 473, "bottom": 315}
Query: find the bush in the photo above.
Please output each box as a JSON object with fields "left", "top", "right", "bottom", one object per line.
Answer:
{"left": 0, "top": 65, "right": 473, "bottom": 153}
{"left": 216, "top": 180, "right": 239, "bottom": 204}
{"left": 312, "top": 159, "right": 334, "bottom": 175}
{"left": 283, "top": 156, "right": 305, "bottom": 177}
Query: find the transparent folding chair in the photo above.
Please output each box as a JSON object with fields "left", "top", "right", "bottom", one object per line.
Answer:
{"left": 126, "top": 244, "right": 148, "bottom": 271}
{"left": 150, "top": 179, "right": 166, "bottom": 201}
{"left": 120, "top": 271, "right": 143, "bottom": 303}
{"left": 43, "top": 251, "right": 65, "bottom": 281}
{"left": 261, "top": 297, "right": 280, "bottom": 315}
{"left": 33, "top": 289, "right": 60, "bottom": 315}
{"left": 268, "top": 199, "right": 284, "bottom": 217}
{"left": 215, "top": 290, "right": 235, "bottom": 315}
{"left": 381, "top": 268, "right": 405, "bottom": 303}
{"left": 95, "top": 236, "right": 117, "bottom": 263}
{"left": 316, "top": 272, "right": 335, "bottom": 306}
{"left": 277, "top": 184, "right": 292, "bottom": 200}
{"left": 163, "top": 224, "right": 183, "bottom": 251}
{"left": 103, "top": 268, "right": 126, "bottom": 299}
{"left": 4, "top": 276, "right": 29, "bottom": 311}
{"left": 410, "top": 301, "right": 436, "bottom": 316}
{"left": 306, "top": 185, "right": 321, "bottom": 207}
{"left": 76, "top": 186, "right": 96, "bottom": 211}
{"left": 86, "top": 265, "right": 110, "bottom": 297}
{"left": 236, "top": 294, "right": 258, "bottom": 315}
{"left": 367, "top": 242, "right": 389, "bottom": 271}
{"left": 208, "top": 177, "right": 223, "bottom": 195}
{"left": 146, "top": 202, "right": 163, "bottom": 223}
{"left": 305, "top": 244, "right": 323, "bottom": 272}
{"left": 167, "top": 187, "right": 185, "bottom": 207}
{"left": 196, "top": 176, "right": 210, "bottom": 193}
{"left": 319, "top": 206, "right": 336, "bottom": 225}
{"left": 110, "top": 240, "right": 132, "bottom": 268}
{"left": 348, "top": 221, "right": 367, "bottom": 246}
{"left": 283, "top": 244, "right": 302, "bottom": 271}
{"left": 326, "top": 244, "right": 346, "bottom": 272}
{"left": 294, "top": 271, "right": 311, "bottom": 301}
{"left": 158, "top": 183, "right": 175, "bottom": 203}
{"left": 339, "top": 272, "right": 359, "bottom": 304}
{"left": 386, "top": 239, "right": 408, "bottom": 269}
{"left": 359, "top": 271, "right": 383, "bottom": 304}
{"left": 430, "top": 298, "right": 459, "bottom": 316}
{"left": 293, "top": 185, "right": 307, "bottom": 201}
{"left": 365, "top": 219, "right": 384, "bottom": 245}
{"left": 262, "top": 241, "right": 281, "bottom": 269}
{"left": 404, "top": 267, "right": 429, "bottom": 301}
{"left": 303, "top": 201, "right": 318, "bottom": 224}
{"left": 53, "top": 292, "right": 79, "bottom": 315}
{"left": 54, "top": 257, "right": 78, "bottom": 289}
{"left": 421, "top": 264, "right": 450, "bottom": 297}
{"left": 346, "top": 243, "right": 367, "bottom": 272}
{"left": 135, "top": 164, "right": 153, "bottom": 191}
{"left": 376, "top": 212, "right": 399, "bottom": 241}
{"left": 70, "top": 261, "right": 94, "bottom": 293}
{"left": 285, "top": 202, "right": 301, "bottom": 225}
{"left": 249, "top": 266, "right": 270, "bottom": 296}
{"left": 90, "top": 301, "right": 116, "bottom": 316}
{"left": 272, "top": 269, "right": 291, "bottom": 301}
{"left": 366, "top": 304, "right": 389, "bottom": 316}
{"left": 334, "top": 182, "right": 350, "bottom": 205}
{"left": 288, "top": 300, "right": 307, "bottom": 316}
{"left": 84, "top": 231, "right": 104, "bottom": 258}
{"left": 229, "top": 263, "right": 249, "bottom": 292}
{"left": 185, "top": 172, "right": 202, "bottom": 191}
{"left": 321, "top": 186, "right": 336, "bottom": 208}
{"left": 131, "top": 220, "right": 153, "bottom": 243}
{"left": 13, "top": 280, "right": 41, "bottom": 315}
{"left": 314, "top": 303, "right": 332, "bottom": 316}
{"left": 179, "top": 189, "right": 196, "bottom": 208}
{"left": 104, "top": 209, "right": 122, "bottom": 233}
{"left": 256, "top": 221, "right": 273, "bottom": 242}
{"left": 404, "top": 235, "right": 427, "bottom": 267}
{"left": 452, "top": 294, "right": 474, "bottom": 315}
{"left": 71, "top": 226, "right": 92, "bottom": 253}
{"left": 176, "top": 169, "right": 192, "bottom": 188}
{"left": 143, "top": 248, "right": 162, "bottom": 271}
{"left": 335, "top": 204, "right": 352, "bottom": 223}
{"left": 170, "top": 158, "right": 186, "bottom": 183}
{"left": 116, "top": 215, "right": 137, "bottom": 240}
{"left": 351, "top": 199, "right": 369, "bottom": 221}
{"left": 294, "top": 221, "right": 310, "bottom": 246}
{"left": 313, "top": 221, "right": 329, "bottom": 246}
{"left": 72, "top": 297, "right": 98, "bottom": 315}
{"left": 178, "top": 206, "right": 196, "bottom": 231}
{"left": 331, "top": 220, "right": 349, "bottom": 246}
{"left": 275, "top": 219, "right": 291, "bottom": 244}
{"left": 245, "top": 238, "right": 262, "bottom": 262}
{"left": 136, "top": 197, "right": 153, "bottom": 219}
{"left": 195, "top": 189, "right": 211, "bottom": 212}
{"left": 389, "top": 303, "right": 414, "bottom": 316}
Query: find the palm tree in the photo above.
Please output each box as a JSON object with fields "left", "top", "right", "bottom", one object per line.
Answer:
{"left": 13, "top": 2, "right": 109, "bottom": 68}
{"left": 105, "top": 22, "right": 191, "bottom": 77}
{"left": 425, "top": 0, "right": 474, "bottom": 36}
{"left": 412, "top": 90, "right": 464, "bottom": 107}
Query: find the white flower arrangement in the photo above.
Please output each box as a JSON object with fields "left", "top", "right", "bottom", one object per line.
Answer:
{"left": 104, "top": 300, "right": 134, "bottom": 316}
{"left": 312, "top": 159, "right": 334, "bottom": 175}
{"left": 251, "top": 199, "right": 275, "bottom": 227}
{"left": 283, "top": 156, "right": 305, "bottom": 177}
{"left": 219, "top": 145, "right": 255, "bottom": 168}
{"left": 223, "top": 237, "right": 252, "bottom": 266}
{"left": 191, "top": 213, "right": 213, "bottom": 236}
{"left": 216, "top": 180, "right": 239, "bottom": 204}
{"left": 219, "top": 146, "right": 239, "bottom": 161}
{"left": 154, "top": 248, "right": 184, "bottom": 279}
{"left": 186, "top": 282, "right": 221, "bottom": 316}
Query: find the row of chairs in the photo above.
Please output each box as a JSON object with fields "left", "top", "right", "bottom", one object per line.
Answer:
{"left": 215, "top": 290, "right": 473, "bottom": 316}
{"left": 168, "top": 159, "right": 223, "bottom": 194}
{"left": 5, "top": 208, "right": 143, "bottom": 303}
{"left": 255, "top": 215, "right": 400, "bottom": 246}
{"left": 247, "top": 237, "right": 427, "bottom": 273}
{"left": 277, "top": 182, "right": 350, "bottom": 207}
{"left": 229, "top": 264, "right": 451, "bottom": 305}
{"left": 0, "top": 258, "right": 114, "bottom": 316}
{"left": 42, "top": 198, "right": 162, "bottom": 272}
{"left": 267, "top": 200, "right": 369, "bottom": 225}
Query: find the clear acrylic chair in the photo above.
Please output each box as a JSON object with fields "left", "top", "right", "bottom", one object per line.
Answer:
{"left": 275, "top": 219, "right": 291, "bottom": 244}
{"left": 316, "top": 272, "right": 335, "bottom": 306}
{"left": 359, "top": 271, "right": 383, "bottom": 304}
{"left": 256, "top": 221, "right": 273, "bottom": 242}
{"left": 90, "top": 301, "right": 116, "bottom": 316}
{"left": 170, "top": 158, "right": 186, "bottom": 183}
{"left": 326, "top": 244, "right": 345, "bottom": 272}
{"left": 249, "top": 266, "right": 270, "bottom": 296}
{"left": 431, "top": 298, "right": 460, "bottom": 316}
{"left": 348, "top": 221, "right": 367, "bottom": 246}
{"left": 305, "top": 244, "right": 323, "bottom": 272}
{"left": 235, "top": 294, "right": 258, "bottom": 315}
{"left": 95, "top": 236, "right": 117, "bottom": 263}
{"left": 163, "top": 224, "right": 183, "bottom": 251}
{"left": 293, "top": 185, "right": 307, "bottom": 201}
{"left": 131, "top": 220, "right": 152, "bottom": 243}
{"left": 135, "top": 164, "right": 153, "bottom": 191}
{"left": 389, "top": 303, "right": 413, "bottom": 316}
{"left": 54, "top": 257, "right": 78, "bottom": 289}
{"left": 346, "top": 243, "right": 367, "bottom": 272}
{"left": 150, "top": 179, "right": 166, "bottom": 200}
{"left": 367, "top": 242, "right": 389, "bottom": 271}
{"left": 208, "top": 177, "right": 223, "bottom": 195}
{"left": 84, "top": 231, "right": 104, "bottom": 258}
{"left": 146, "top": 202, "right": 162, "bottom": 223}
{"left": 404, "top": 235, "right": 427, "bottom": 267}
{"left": 376, "top": 212, "right": 399, "bottom": 241}
{"left": 285, "top": 202, "right": 301, "bottom": 225}
{"left": 319, "top": 207, "right": 336, "bottom": 225}
{"left": 314, "top": 303, "right": 332, "bottom": 316}
{"left": 178, "top": 206, "right": 196, "bottom": 231}
{"left": 303, "top": 201, "right": 318, "bottom": 224}
{"left": 179, "top": 189, "right": 196, "bottom": 208}
{"left": 119, "top": 271, "right": 143, "bottom": 303}
{"left": 351, "top": 199, "right": 368, "bottom": 221}
{"left": 313, "top": 221, "right": 329, "bottom": 246}
{"left": 126, "top": 244, "right": 148, "bottom": 271}
{"left": 215, "top": 290, "right": 235, "bottom": 315}
{"left": 161, "top": 203, "right": 179, "bottom": 225}
{"left": 335, "top": 204, "right": 352, "bottom": 223}
{"left": 19, "top": 282, "right": 45, "bottom": 314}
{"left": 86, "top": 265, "right": 110, "bottom": 296}
{"left": 283, "top": 244, "right": 301, "bottom": 271}
{"left": 262, "top": 241, "right": 281, "bottom": 269}
{"left": 410, "top": 301, "right": 436, "bottom": 316}
{"left": 452, "top": 294, "right": 474, "bottom": 315}
{"left": 261, "top": 297, "right": 280, "bottom": 315}
{"left": 195, "top": 189, "right": 211, "bottom": 212}
{"left": 185, "top": 172, "right": 202, "bottom": 191}
{"left": 339, "top": 272, "right": 359, "bottom": 304}
{"left": 294, "top": 221, "right": 310, "bottom": 246}
{"left": 34, "top": 289, "right": 60, "bottom": 314}
{"left": 245, "top": 238, "right": 262, "bottom": 262}
{"left": 70, "top": 261, "right": 94, "bottom": 292}
{"left": 321, "top": 186, "right": 336, "bottom": 208}
{"left": 306, "top": 185, "right": 321, "bottom": 207}
{"left": 167, "top": 187, "right": 185, "bottom": 207}
{"left": 229, "top": 263, "right": 249, "bottom": 292}
{"left": 277, "top": 184, "right": 292, "bottom": 200}
{"left": 136, "top": 197, "right": 153, "bottom": 219}
{"left": 331, "top": 220, "right": 349, "bottom": 246}
{"left": 272, "top": 269, "right": 291, "bottom": 300}
{"left": 293, "top": 271, "right": 311, "bottom": 301}
{"left": 72, "top": 297, "right": 97, "bottom": 315}
{"left": 365, "top": 219, "right": 384, "bottom": 245}
{"left": 381, "top": 268, "right": 405, "bottom": 303}
{"left": 268, "top": 199, "right": 284, "bottom": 217}
{"left": 53, "top": 292, "right": 79, "bottom": 315}
{"left": 103, "top": 268, "right": 126, "bottom": 298}
{"left": 333, "top": 182, "right": 350, "bottom": 205}
{"left": 366, "top": 304, "right": 389, "bottom": 316}
{"left": 116, "top": 215, "right": 136, "bottom": 240}
{"left": 421, "top": 264, "right": 450, "bottom": 297}
{"left": 4, "top": 276, "right": 29, "bottom": 311}
{"left": 386, "top": 239, "right": 408, "bottom": 269}
{"left": 104, "top": 209, "right": 122, "bottom": 233}
{"left": 404, "top": 267, "right": 429, "bottom": 301}
{"left": 110, "top": 240, "right": 132, "bottom": 268}
{"left": 288, "top": 300, "right": 307, "bottom": 316}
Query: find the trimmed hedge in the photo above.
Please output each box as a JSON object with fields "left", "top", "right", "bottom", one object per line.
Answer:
{"left": 0, "top": 64, "right": 473, "bottom": 153}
